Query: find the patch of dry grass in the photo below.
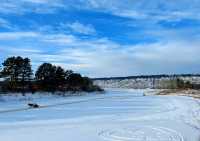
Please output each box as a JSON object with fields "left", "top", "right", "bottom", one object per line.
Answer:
{"left": 156, "top": 89, "right": 200, "bottom": 99}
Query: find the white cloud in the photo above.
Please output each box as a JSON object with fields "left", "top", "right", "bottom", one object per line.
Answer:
{"left": 0, "top": 32, "right": 39, "bottom": 40}
{"left": 61, "top": 40, "right": 200, "bottom": 77}
{"left": 21, "top": 0, "right": 53, "bottom": 4}
{"left": 0, "top": 18, "right": 18, "bottom": 30}
{"left": 0, "top": 1, "right": 200, "bottom": 77}
{"left": 62, "top": 22, "right": 96, "bottom": 35}
{"left": 41, "top": 34, "right": 200, "bottom": 77}
{"left": 73, "top": 0, "right": 200, "bottom": 22}
{"left": 1, "top": 0, "right": 200, "bottom": 21}
{"left": 0, "top": 30, "right": 200, "bottom": 77}
{"left": 0, "top": 0, "right": 64, "bottom": 14}
{"left": 0, "top": 18, "right": 10, "bottom": 28}
{"left": 42, "top": 34, "right": 77, "bottom": 45}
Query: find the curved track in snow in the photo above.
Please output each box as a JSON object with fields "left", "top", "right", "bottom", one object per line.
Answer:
{"left": 99, "top": 126, "right": 184, "bottom": 141}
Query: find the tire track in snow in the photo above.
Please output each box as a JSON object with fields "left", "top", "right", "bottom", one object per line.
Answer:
{"left": 99, "top": 126, "right": 184, "bottom": 141}
{"left": 0, "top": 95, "right": 174, "bottom": 115}
{"left": 0, "top": 96, "right": 108, "bottom": 114}
{"left": 0, "top": 95, "right": 140, "bottom": 114}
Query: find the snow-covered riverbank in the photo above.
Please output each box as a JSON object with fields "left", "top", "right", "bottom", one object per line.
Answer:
{"left": 0, "top": 89, "right": 199, "bottom": 141}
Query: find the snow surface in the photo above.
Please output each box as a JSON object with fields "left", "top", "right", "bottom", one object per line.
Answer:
{"left": 0, "top": 89, "right": 199, "bottom": 141}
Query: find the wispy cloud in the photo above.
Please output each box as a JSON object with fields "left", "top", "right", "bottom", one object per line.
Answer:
{"left": 1, "top": 30, "right": 199, "bottom": 77}
{"left": 78, "top": 0, "right": 200, "bottom": 21}
{"left": 0, "top": 18, "right": 10, "bottom": 28}
{"left": 21, "top": 0, "right": 54, "bottom": 4}
{"left": 55, "top": 40, "right": 200, "bottom": 77}
{"left": 0, "top": 1, "right": 200, "bottom": 77}
{"left": 62, "top": 21, "right": 96, "bottom": 35}
{"left": 0, "top": 32, "right": 39, "bottom": 40}
{"left": 1, "top": 0, "right": 199, "bottom": 21}
{"left": 0, "top": 0, "right": 64, "bottom": 14}
{"left": 0, "top": 18, "right": 17, "bottom": 30}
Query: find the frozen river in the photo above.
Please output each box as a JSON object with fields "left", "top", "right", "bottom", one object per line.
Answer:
{"left": 0, "top": 89, "right": 199, "bottom": 141}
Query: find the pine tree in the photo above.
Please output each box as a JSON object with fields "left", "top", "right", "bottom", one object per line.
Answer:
{"left": 1, "top": 56, "right": 32, "bottom": 92}
{"left": 21, "top": 58, "right": 33, "bottom": 93}
{"left": 35, "top": 63, "right": 57, "bottom": 91}
{"left": 55, "top": 66, "right": 66, "bottom": 89}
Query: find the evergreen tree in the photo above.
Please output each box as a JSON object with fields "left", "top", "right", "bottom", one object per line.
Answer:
{"left": 55, "top": 66, "right": 66, "bottom": 89}
{"left": 1, "top": 58, "right": 102, "bottom": 93}
{"left": 21, "top": 58, "right": 32, "bottom": 82}
{"left": 35, "top": 63, "right": 57, "bottom": 91}
{"left": 65, "top": 70, "right": 73, "bottom": 79}
{"left": 20, "top": 58, "right": 33, "bottom": 93}
{"left": 67, "top": 73, "right": 83, "bottom": 88}
{"left": 2, "top": 56, "right": 18, "bottom": 82}
{"left": 1, "top": 56, "right": 32, "bottom": 92}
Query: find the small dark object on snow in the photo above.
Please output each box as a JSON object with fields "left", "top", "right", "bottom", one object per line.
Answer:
{"left": 28, "top": 103, "right": 40, "bottom": 108}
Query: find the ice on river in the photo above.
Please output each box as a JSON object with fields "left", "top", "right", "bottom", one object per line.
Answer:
{"left": 0, "top": 89, "right": 199, "bottom": 141}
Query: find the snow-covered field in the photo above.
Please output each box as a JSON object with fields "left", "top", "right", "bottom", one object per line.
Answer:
{"left": 0, "top": 89, "right": 199, "bottom": 141}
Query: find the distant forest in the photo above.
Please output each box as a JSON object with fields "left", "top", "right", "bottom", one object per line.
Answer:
{"left": 93, "top": 74, "right": 200, "bottom": 80}
{"left": 0, "top": 56, "right": 103, "bottom": 93}
{"left": 93, "top": 74, "right": 200, "bottom": 89}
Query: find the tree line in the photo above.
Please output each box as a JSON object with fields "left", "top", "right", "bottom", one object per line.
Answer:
{"left": 93, "top": 74, "right": 200, "bottom": 80}
{"left": 0, "top": 56, "right": 103, "bottom": 93}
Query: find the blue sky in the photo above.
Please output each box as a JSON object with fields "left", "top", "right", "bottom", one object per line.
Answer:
{"left": 0, "top": 0, "right": 200, "bottom": 77}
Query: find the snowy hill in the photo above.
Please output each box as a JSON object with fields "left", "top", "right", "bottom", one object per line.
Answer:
{"left": 93, "top": 75, "right": 200, "bottom": 89}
